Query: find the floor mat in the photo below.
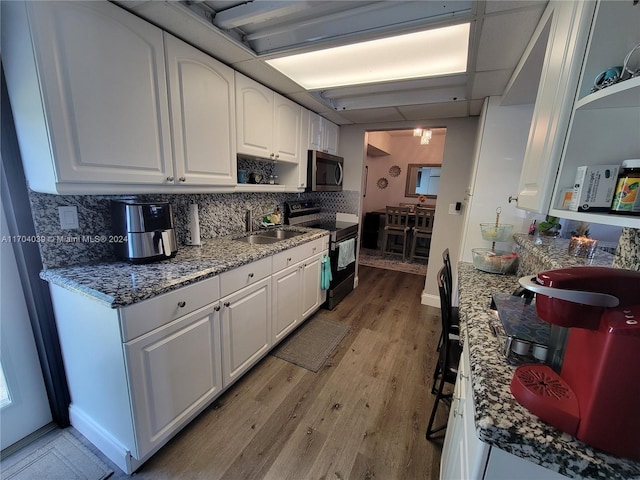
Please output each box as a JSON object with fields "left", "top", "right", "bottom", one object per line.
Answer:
{"left": 2, "top": 430, "right": 113, "bottom": 480}
{"left": 271, "top": 315, "right": 350, "bottom": 372}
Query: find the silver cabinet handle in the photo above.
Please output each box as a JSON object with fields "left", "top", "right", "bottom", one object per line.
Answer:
{"left": 508, "top": 195, "right": 518, "bottom": 204}
{"left": 166, "top": 176, "right": 174, "bottom": 182}
{"left": 179, "top": 176, "right": 186, "bottom": 182}
{"left": 178, "top": 301, "right": 186, "bottom": 308}
{"left": 248, "top": 273, "right": 254, "bottom": 278}
{"left": 214, "top": 305, "right": 221, "bottom": 311}
{"left": 224, "top": 302, "right": 230, "bottom": 308}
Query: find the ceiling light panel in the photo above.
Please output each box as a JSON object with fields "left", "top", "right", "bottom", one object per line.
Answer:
{"left": 266, "top": 23, "right": 470, "bottom": 90}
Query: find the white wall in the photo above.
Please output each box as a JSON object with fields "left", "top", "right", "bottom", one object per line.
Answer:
{"left": 339, "top": 116, "right": 479, "bottom": 306}
{"left": 459, "top": 97, "right": 536, "bottom": 263}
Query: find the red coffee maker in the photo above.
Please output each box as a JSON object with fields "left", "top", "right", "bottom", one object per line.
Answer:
{"left": 511, "top": 266, "right": 640, "bottom": 460}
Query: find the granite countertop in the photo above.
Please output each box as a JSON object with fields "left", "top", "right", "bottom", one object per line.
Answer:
{"left": 40, "top": 227, "right": 328, "bottom": 309}
{"left": 458, "top": 260, "right": 640, "bottom": 479}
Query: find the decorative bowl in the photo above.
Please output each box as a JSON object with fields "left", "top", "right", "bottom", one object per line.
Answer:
{"left": 480, "top": 223, "right": 514, "bottom": 242}
{"left": 471, "top": 248, "right": 518, "bottom": 274}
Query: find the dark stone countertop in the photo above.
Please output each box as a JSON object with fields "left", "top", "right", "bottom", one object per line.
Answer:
{"left": 40, "top": 227, "right": 328, "bottom": 308}
{"left": 457, "top": 261, "right": 640, "bottom": 479}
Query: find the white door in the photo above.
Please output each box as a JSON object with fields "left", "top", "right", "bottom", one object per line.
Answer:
{"left": 273, "top": 94, "right": 302, "bottom": 163}
{"left": 0, "top": 199, "right": 52, "bottom": 449}
{"left": 301, "top": 253, "right": 323, "bottom": 320}
{"left": 272, "top": 263, "right": 302, "bottom": 344}
{"left": 165, "top": 34, "right": 237, "bottom": 186}
{"left": 220, "top": 278, "right": 271, "bottom": 386}
{"left": 124, "top": 304, "right": 223, "bottom": 458}
{"left": 235, "top": 73, "right": 274, "bottom": 158}
{"left": 27, "top": 1, "right": 174, "bottom": 185}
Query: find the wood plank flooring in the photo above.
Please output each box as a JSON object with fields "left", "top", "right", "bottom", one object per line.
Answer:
{"left": 100, "top": 266, "right": 449, "bottom": 479}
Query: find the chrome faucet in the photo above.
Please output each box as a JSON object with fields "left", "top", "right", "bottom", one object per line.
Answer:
{"left": 245, "top": 209, "right": 253, "bottom": 233}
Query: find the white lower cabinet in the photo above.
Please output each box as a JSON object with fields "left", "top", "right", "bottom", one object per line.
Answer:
{"left": 301, "top": 252, "right": 324, "bottom": 319}
{"left": 272, "top": 263, "right": 303, "bottom": 343}
{"left": 220, "top": 277, "right": 272, "bottom": 386}
{"left": 271, "top": 240, "right": 327, "bottom": 345}
{"left": 440, "top": 344, "right": 571, "bottom": 480}
{"left": 47, "top": 238, "right": 328, "bottom": 474}
{"left": 124, "top": 304, "right": 223, "bottom": 459}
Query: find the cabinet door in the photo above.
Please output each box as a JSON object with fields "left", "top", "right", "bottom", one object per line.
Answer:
{"left": 221, "top": 278, "right": 272, "bottom": 386}
{"left": 165, "top": 34, "right": 237, "bottom": 186}
{"left": 323, "top": 120, "right": 340, "bottom": 155}
{"left": 440, "top": 372, "right": 466, "bottom": 480}
{"left": 516, "top": 1, "right": 595, "bottom": 212}
{"left": 25, "top": 1, "right": 174, "bottom": 185}
{"left": 236, "top": 74, "right": 274, "bottom": 158}
{"left": 273, "top": 94, "right": 302, "bottom": 163}
{"left": 301, "top": 253, "right": 323, "bottom": 320}
{"left": 272, "top": 263, "right": 303, "bottom": 344}
{"left": 124, "top": 304, "right": 222, "bottom": 459}
{"left": 308, "top": 111, "right": 324, "bottom": 151}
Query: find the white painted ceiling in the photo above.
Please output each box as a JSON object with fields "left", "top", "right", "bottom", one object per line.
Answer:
{"left": 118, "top": 0, "right": 548, "bottom": 125}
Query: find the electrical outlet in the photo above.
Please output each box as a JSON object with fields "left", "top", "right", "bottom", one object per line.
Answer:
{"left": 448, "top": 203, "right": 459, "bottom": 215}
{"left": 58, "top": 206, "right": 79, "bottom": 230}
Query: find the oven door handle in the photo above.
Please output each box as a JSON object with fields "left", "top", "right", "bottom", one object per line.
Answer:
{"left": 331, "top": 235, "right": 358, "bottom": 251}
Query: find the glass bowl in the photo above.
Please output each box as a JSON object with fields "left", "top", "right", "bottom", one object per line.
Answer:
{"left": 480, "top": 223, "right": 514, "bottom": 242}
{"left": 471, "top": 248, "right": 518, "bottom": 274}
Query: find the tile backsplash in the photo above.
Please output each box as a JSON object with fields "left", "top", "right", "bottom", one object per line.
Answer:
{"left": 29, "top": 189, "right": 360, "bottom": 269}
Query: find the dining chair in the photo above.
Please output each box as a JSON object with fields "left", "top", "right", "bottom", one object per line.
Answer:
{"left": 437, "top": 249, "right": 460, "bottom": 351}
{"left": 399, "top": 202, "right": 417, "bottom": 212}
{"left": 409, "top": 207, "right": 434, "bottom": 261}
{"left": 426, "top": 266, "right": 463, "bottom": 439}
{"left": 381, "top": 205, "right": 411, "bottom": 261}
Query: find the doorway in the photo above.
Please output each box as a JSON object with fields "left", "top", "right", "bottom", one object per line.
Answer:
{"left": 360, "top": 128, "right": 446, "bottom": 270}
{"left": 0, "top": 197, "right": 52, "bottom": 451}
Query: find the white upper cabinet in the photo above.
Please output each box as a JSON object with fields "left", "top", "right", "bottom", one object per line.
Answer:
{"left": 164, "top": 34, "right": 237, "bottom": 186}
{"left": 235, "top": 73, "right": 302, "bottom": 164}
{"left": 546, "top": 0, "right": 640, "bottom": 228}
{"left": 2, "top": 1, "right": 174, "bottom": 193}
{"left": 516, "top": 0, "right": 596, "bottom": 213}
{"left": 516, "top": 0, "right": 640, "bottom": 228}
{"left": 308, "top": 111, "right": 340, "bottom": 155}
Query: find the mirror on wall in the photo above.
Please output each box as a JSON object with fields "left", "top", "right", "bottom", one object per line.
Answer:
{"left": 405, "top": 163, "right": 441, "bottom": 198}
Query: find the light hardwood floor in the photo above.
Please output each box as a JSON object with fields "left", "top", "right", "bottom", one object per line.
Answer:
{"left": 50, "top": 266, "right": 449, "bottom": 479}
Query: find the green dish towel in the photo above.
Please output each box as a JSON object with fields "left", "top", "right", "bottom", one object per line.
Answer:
{"left": 321, "top": 254, "right": 332, "bottom": 290}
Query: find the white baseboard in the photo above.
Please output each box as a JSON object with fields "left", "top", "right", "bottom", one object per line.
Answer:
{"left": 69, "top": 405, "right": 140, "bottom": 474}
{"left": 421, "top": 291, "right": 440, "bottom": 308}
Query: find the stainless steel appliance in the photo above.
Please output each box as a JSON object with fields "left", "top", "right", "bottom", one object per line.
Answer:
{"left": 285, "top": 200, "right": 358, "bottom": 309}
{"left": 111, "top": 201, "right": 178, "bottom": 263}
{"left": 307, "top": 150, "right": 344, "bottom": 191}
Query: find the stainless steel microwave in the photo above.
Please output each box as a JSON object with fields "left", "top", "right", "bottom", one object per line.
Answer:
{"left": 307, "top": 150, "right": 344, "bottom": 191}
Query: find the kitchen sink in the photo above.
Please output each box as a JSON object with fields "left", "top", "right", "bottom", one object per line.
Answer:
{"left": 257, "top": 229, "right": 304, "bottom": 240}
{"left": 235, "top": 235, "right": 280, "bottom": 245}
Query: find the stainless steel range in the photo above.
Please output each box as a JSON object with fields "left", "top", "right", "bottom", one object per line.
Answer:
{"left": 285, "top": 201, "right": 359, "bottom": 309}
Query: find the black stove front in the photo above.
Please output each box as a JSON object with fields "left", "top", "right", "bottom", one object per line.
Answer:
{"left": 285, "top": 201, "right": 359, "bottom": 309}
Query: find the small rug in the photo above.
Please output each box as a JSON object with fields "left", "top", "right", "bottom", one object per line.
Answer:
{"left": 271, "top": 315, "right": 350, "bottom": 372}
{"left": 358, "top": 248, "right": 428, "bottom": 276}
{"left": 2, "top": 430, "right": 113, "bottom": 480}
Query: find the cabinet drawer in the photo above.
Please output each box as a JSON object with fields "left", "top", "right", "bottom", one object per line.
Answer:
{"left": 119, "top": 276, "right": 220, "bottom": 342}
{"left": 220, "top": 257, "right": 272, "bottom": 297}
{"left": 272, "top": 238, "right": 324, "bottom": 272}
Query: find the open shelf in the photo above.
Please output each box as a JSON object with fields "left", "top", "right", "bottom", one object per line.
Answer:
{"left": 575, "top": 76, "right": 640, "bottom": 111}
{"left": 549, "top": 207, "right": 640, "bottom": 229}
